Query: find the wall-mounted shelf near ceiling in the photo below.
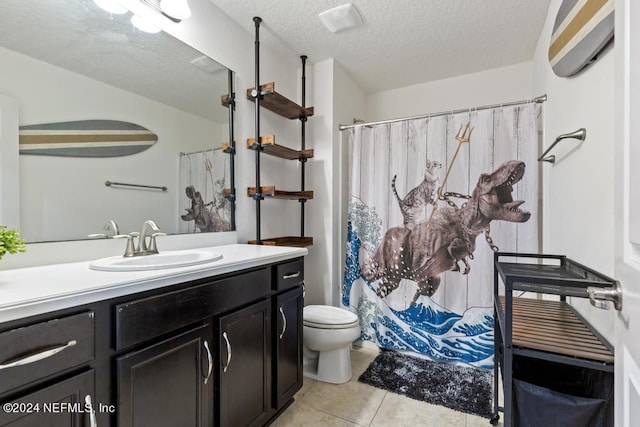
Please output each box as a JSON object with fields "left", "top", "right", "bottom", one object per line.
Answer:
{"left": 246, "top": 82, "right": 314, "bottom": 120}
{"left": 247, "top": 17, "right": 313, "bottom": 247}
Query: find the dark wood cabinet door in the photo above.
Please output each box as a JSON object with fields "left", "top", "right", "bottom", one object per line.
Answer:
{"left": 219, "top": 299, "right": 271, "bottom": 427}
{"left": 116, "top": 324, "right": 213, "bottom": 427}
{"left": 0, "top": 370, "right": 95, "bottom": 427}
{"left": 274, "top": 285, "right": 303, "bottom": 410}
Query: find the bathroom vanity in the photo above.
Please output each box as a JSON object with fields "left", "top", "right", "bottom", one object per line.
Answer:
{"left": 0, "top": 244, "right": 306, "bottom": 427}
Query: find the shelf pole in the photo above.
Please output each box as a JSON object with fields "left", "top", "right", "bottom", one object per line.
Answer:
{"left": 253, "top": 16, "right": 262, "bottom": 244}
{"left": 300, "top": 55, "right": 307, "bottom": 237}
{"left": 227, "top": 68, "right": 236, "bottom": 231}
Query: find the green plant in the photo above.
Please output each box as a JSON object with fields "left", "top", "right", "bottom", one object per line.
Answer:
{"left": 0, "top": 226, "right": 26, "bottom": 259}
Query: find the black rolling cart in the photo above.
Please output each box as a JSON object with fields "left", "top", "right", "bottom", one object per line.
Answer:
{"left": 492, "top": 252, "right": 619, "bottom": 427}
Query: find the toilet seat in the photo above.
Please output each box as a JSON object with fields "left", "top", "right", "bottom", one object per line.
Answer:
{"left": 303, "top": 305, "right": 359, "bottom": 329}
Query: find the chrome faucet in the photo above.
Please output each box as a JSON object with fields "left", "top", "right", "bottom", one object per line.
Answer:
{"left": 115, "top": 220, "right": 166, "bottom": 257}
{"left": 137, "top": 220, "right": 166, "bottom": 255}
{"left": 104, "top": 220, "right": 120, "bottom": 237}
{"left": 87, "top": 220, "right": 121, "bottom": 239}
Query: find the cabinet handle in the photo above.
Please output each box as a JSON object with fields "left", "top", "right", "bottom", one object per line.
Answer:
{"left": 279, "top": 306, "right": 287, "bottom": 340}
{"left": 85, "top": 395, "right": 98, "bottom": 427}
{"left": 0, "top": 340, "right": 77, "bottom": 370}
{"left": 203, "top": 340, "right": 213, "bottom": 384}
{"left": 222, "top": 332, "right": 232, "bottom": 373}
{"left": 282, "top": 271, "right": 301, "bottom": 280}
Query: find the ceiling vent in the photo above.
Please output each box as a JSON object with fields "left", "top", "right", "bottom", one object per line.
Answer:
{"left": 319, "top": 4, "right": 363, "bottom": 33}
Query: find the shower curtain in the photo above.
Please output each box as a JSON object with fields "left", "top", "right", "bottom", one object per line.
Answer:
{"left": 342, "top": 104, "right": 540, "bottom": 368}
{"left": 178, "top": 149, "right": 231, "bottom": 233}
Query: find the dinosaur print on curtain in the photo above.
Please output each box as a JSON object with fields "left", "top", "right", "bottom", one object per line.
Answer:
{"left": 342, "top": 104, "right": 540, "bottom": 368}
{"left": 178, "top": 149, "right": 231, "bottom": 233}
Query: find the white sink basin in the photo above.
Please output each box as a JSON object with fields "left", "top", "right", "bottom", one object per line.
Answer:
{"left": 89, "top": 250, "right": 223, "bottom": 272}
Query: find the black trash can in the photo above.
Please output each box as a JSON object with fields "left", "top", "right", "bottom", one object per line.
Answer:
{"left": 511, "top": 356, "right": 613, "bottom": 427}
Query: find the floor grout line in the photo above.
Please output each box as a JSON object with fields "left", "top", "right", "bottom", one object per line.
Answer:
{"left": 367, "top": 390, "right": 388, "bottom": 426}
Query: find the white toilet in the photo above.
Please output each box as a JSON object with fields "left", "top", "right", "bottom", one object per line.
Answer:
{"left": 302, "top": 305, "right": 361, "bottom": 384}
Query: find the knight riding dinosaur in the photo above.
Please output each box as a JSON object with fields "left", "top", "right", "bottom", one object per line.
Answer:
{"left": 362, "top": 157, "right": 531, "bottom": 303}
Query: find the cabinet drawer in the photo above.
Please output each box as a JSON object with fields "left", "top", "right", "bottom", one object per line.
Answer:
{"left": 115, "top": 268, "right": 270, "bottom": 350}
{"left": 275, "top": 259, "right": 304, "bottom": 291}
{"left": 0, "top": 312, "right": 95, "bottom": 395}
{"left": 0, "top": 369, "right": 95, "bottom": 426}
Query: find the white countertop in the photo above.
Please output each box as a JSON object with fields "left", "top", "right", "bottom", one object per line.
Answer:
{"left": 0, "top": 244, "right": 307, "bottom": 323}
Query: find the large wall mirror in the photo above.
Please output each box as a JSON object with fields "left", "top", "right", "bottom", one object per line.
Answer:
{"left": 0, "top": 0, "right": 235, "bottom": 243}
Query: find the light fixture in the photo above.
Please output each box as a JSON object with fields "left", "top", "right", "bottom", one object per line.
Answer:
{"left": 319, "top": 3, "right": 363, "bottom": 33}
{"left": 94, "top": 0, "right": 192, "bottom": 33}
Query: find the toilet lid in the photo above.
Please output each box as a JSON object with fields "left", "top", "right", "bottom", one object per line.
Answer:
{"left": 303, "top": 305, "right": 359, "bottom": 329}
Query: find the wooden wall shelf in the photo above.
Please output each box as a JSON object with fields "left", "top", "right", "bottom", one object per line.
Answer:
{"left": 248, "top": 187, "right": 313, "bottom": 200}
{"left": 246, "top": 82, "right": 314, "bottom": 120}
{"left": 249, "top": 22, "right": 312, "bottom": 247}
{"left": 248, "top": 236, "right": 313, "bottom": 247}
{"left": 220, "top": 93, "right": 234, "bottom": 107}
{"left": 247, "top": 136, "right": 314, "bottom": 160}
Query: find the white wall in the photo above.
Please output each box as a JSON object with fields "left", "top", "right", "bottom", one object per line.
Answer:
{"left": 533, "top": 0, "right": 616, "bottom": 341}
{"left": 304, "top": 59, "right": 366, "bottom": 305}
{"left": 365, "top": 62, "right": 535, "bottom": 121}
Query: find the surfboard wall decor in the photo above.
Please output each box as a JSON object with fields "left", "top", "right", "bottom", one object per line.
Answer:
{"left": 19, "top": 119, "right": 158, "bottom": 157}
{"left": 549, "top": 0, "right": 614, "bottom": 78}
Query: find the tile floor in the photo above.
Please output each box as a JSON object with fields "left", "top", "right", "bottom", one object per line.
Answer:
{"left": 272, "top": 346, "right": 504, "bottom": 427}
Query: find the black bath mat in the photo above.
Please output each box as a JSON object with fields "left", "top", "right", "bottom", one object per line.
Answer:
{"left": 358, "top": 349, "right": 493, "bottom": 418}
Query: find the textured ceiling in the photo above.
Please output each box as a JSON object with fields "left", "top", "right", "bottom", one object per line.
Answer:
{"left": 208, "top": 0, "right": 552, "bottom": 93}
{"left": 0, "top": 0, "right": 230, "bottom": 122}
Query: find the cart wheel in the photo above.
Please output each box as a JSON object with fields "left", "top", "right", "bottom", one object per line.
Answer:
{"left": 489, "top": 414, "right": 500, "bottom": 425}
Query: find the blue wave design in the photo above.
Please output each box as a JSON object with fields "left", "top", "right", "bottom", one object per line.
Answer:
{"left": 342, "top": 201, "right": 495, "bottom": 368}
{"left": 392, "top": 303, "right": 461, "bottom": 335}
{"left": 342, "top": 221, "right": 362, "bottom": 307}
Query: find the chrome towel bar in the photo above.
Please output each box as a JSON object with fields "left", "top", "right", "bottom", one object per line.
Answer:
{"left": 538, "top": 128, "right": 586, "bottom": 163}
{"left": 105, "top": 181, "right": 168, "bottom": 191}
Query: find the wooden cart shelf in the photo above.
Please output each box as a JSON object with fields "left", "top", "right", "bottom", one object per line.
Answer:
{"left": 498, "top": 296, "right": 614, "bottom": 363}
{"left": 247, "top": 135, "right": 314, "bottom": 160}
{"left": 246, "top": 82, "right": 314, "bottom": 120}
{"left": 248, "top": 236, "right": 313, "bottom": 247}
{"left": 247, "top": 186, "right": 313, "bottom": 200}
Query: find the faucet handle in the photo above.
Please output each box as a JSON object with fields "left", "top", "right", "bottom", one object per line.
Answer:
{"left": 149, "top": 232, "right": 167, "bottom": 254}
{"left": 114, "top": 233, "right": 138, "bottom": 257}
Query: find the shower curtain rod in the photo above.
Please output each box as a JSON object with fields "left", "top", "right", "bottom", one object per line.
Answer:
{"left": 338, "top": 94, "right": 547, "bottom": 131}
{"left": 179, "top": 147, "right": 223, "bottom": 156}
